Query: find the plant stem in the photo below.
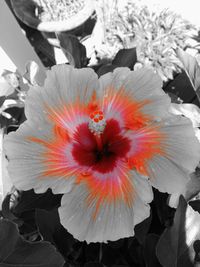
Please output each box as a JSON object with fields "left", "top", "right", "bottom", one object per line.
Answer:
{"left": 99, "top": 243, "right": 103, "bottom": 262}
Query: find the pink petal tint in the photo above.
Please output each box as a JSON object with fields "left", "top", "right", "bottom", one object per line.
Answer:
{"left": 4, "top": 65, "right": 200, "bottom": 243}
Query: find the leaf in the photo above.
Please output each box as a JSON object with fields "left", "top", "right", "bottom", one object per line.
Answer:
{"left": 185, "top": 169, "right": 200, "bottom": 201}
{"left": 108, "top": 239, "right": 125, "bottom": 250}
{"left": 189, "top": 200, "right": 200, "bottom": 213}
{"left": 176, "top": 48, "right": 200, "bottom": 102}
{"left": 0, "top": 219, "right": 65, "bottom": 267}
{"left": 0, "top": 96, "right": 5, "bottom": 107}
{"left": 96, "top": 64, "right": 118, "bottom": 77}
{"left": 193, "top": 240, "right": 200, "bottom": 264}
{"left": 96, "top": 48, "right": 137, "bottom": 77}
{"left": 153, "top": 189, "right": 175, "bottom": 229}
{"left": 4, "top": 106, "right": 26, "bottom": 125}
{"left": 84, "top": 263, "right": 104, "bottom": 267}
{"left": 135, "top": 211, "right": 152, "bottom": 244}
{"left": 102, "top": 243, "right": 128, "bottom": 266}
{"left": 163, "top": 71, "right": 200, "bottom": 106}
{"left": 1, "top": 194, "right": 19, "bottom": 221}
{"left": 35, "top": 209, "right": 75, "bottom": 257}
{"left": 156, "top": 196, "right": 200, "bottom": 267}
{"left": 13, "top": 189, "right": 62, "bottom": 214}
{"left": 112, "top": 48, "right": 137, "bottom": 70}
{"left": 128, "top": 237, "right": 144, "bottom": 266}
{"left": 143, "top": 234, "right": 161, "bottom": 267}
{"left": 57, "top": 33, "right": 88, "bottom": 68}
{"left": 36, "top": 209, "right": 59, "bottom": 244}
{"left": 84, "top": 243, "right": 101, "bottom": 262}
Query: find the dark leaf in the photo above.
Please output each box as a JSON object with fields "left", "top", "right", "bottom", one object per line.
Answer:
{"left": 68, "top": 242, "right": 83, "bottom": 263}
{"left": 156, "top": 196, "right": 200, "bottom": 267}
{"left": 13, "top": 189, "right": 62, "bottom": 214}
{"left": 35, "top": 209, "right": 75, "bottom": 258}
{"left": 193, "top": 240, "right": 200, "bottom": 263}
{"left": 163, "top": 71, "right": 200, "bottom": 106}
{"left": 84, "top": 262, "right": 104, "bottom": 267}
{"left": 189, "top": 200, "right": 200, "bottom": 213}
{"left": 84, "top": 243, "right": 101, "bottom": 262}
{"left": 102, "top": 243, "right": 128, "bottom": 266}
{"left": 128, "top": 237, "right": 145, "bottom": 266}
{"left": 185, "top": 169, "right": 200, "bottom": 201}
{"left": 57, "top": 33, "right": 88, "bottom": 68}
{"left": 36, "top": 209, "right": 59, "bottom": 244}
{"left": 167, "top": 92, "right": 183, "bottom": 103}
{"left": 18, "top": 210, "right": 38, "bottom": 236}
{"left": 0, "top": 219, "right": 65, "bottom": 267}
{"left": 143, "top": 234, "right": 161, "bottom": 267}
{"left": 112, "top": 48, "right": 137, "bottom": 69}
{"left": 108, "top": 239, "right": 125, "bottom": 249}
{"left": 1, "top": 194, "right": 19, "bottom": 221}
{"left": 135, "top": 211, "right": 152, "bottom": 244}
{"left": 6, "top": 106, "right": 26, "bottom": 124}
{"left": 0, "top": 106, "right": 25, "bottom": 129}
{"left": 153, "top": 189, "right": 175, "bottom": 229}
{"left": 96, "top": 64, "right": 118, "bottom": 77}
{"left": 176, "top": 48, "right": 200, "bottom": 102}
{"left": 0, "top": 96, "right": 6, "bottom": 107}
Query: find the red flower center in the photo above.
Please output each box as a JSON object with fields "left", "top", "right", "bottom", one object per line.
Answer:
{"left": 72, "top": 119, "right": 131, "bottom": 173}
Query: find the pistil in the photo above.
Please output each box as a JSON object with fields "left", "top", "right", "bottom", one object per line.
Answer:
{"left": 88, "top": 110, "right": 106, "bottom": 150}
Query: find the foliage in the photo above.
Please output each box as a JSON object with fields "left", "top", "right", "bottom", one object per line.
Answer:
{"left": 2, "top": 187, "right": 200, "bottom": 266}
{"left": 0, "top": 61, "right": 41, "bottom": 130}
{"left": 0, "top": 219, "right": 64, "bottom": 266}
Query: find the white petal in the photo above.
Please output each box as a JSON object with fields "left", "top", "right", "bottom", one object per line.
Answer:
{"left": 170, "top": 103, "right": 200, "bottom": 127}
{"left": 161, "top": 116, "right": 200, "bottom": 173}
{"left": 25, "top": 65, "right": 99, "bottom": 120}
{"left": 99, "top": 67, "right": 131, "bottom": 93}
{"left": 131, "top": 171, "right": 153, "bottom": 225}
{"left": 99, "top": 67, "right": 171, "bottom": 119}
{"left": 131, "top": 171, "right": 153, "bottom": 204}
{"left": 123, "top": 67, "right": 163, "bottom": 98}
{"left": 4, "top": 122, "right": 74, "bottom": 194}
{"left": 148, "top": 155, "right": 189, "bottom": 194}
{"left": 58, "top": 172, "right": 152, "bottom": 243}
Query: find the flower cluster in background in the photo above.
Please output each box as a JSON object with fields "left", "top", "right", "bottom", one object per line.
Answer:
{"left": 94, "top": 0, "right": 198, "bottom": 81}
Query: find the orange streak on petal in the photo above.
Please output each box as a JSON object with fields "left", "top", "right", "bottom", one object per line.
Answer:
{"left": 27, "top": 136, "right": 48, "bottom": 146}
{"left": 103, "top": 87, "right": 152, "bottom": 130}
{"left": 27, "top": 125, "right": 74, "bottom": 179}
{"left": 77, "top": 170, "right": 134, "bottom": 219}
{"left": 27, "top": 90, "right": 101, "bottom": 180}
{"left": 87, "top": 91, "right": 99, "bottom": 114}
{"left": 128, "top": 125, "right": 167, "bottom": 176}
{"left": 53, "top": 124, "right": 70, "bottom": 142}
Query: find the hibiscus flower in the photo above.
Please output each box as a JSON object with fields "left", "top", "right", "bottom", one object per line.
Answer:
{"left": 4, "top": 65, "right": 200, "bottom": 243}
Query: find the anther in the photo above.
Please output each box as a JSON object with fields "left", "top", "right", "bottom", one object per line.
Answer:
{"left": 88, "top": 110, "right": 106, "bottom": 136}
